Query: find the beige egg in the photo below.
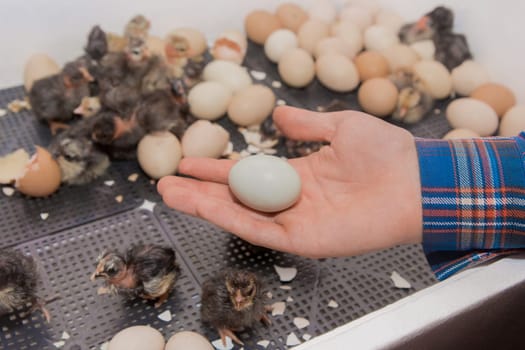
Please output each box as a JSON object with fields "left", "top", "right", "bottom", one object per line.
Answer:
{"left": 410, "top": 40, "right": 435, "bottom": 60}
{"left": 137, "top": 132, "right": 182, "bottom": 179}
{"left": 278, "top": 48, "right": 315, "bottom": 88}
{"left": 264, "top": 29, "right": 298, "bottom": 63}
{"left": 446, "top": 98, "right": 499, "bottom": 136}
{"left": 381, "top": 44, "right": 420, "bottom": 72}
{"left": 168, "top": 28, "right": 207, "bottom": 57}
{"left": 339, "top": 6, "right": 374, "bottom": 31}
{"left": 331, "top": 21, "right": 363, "bottom": 57}
{"left": 443, "top": 128, "right": 481, "bottom": 139}
{"left": 316, "top": 54, "right": 359, "bottom": 92}
{"left": 297, "top": 19, "right": 330, "bottom": 55}
{"left": 451, "top": 60, "right": 490, "bottom": 96}
{"left": 146, "top": 36, "right": 166, "bottom": 59}
{"left": 245, "top": 10, "right": 282, "bottom": 45}
{"left": 275, "top": 2, "right": 309, "bottom": 33}
{"left": 358, "top": 78, "right": 399, "bottom": 117}
{"left": 413, "top": 60, "right": 452, "bottom": 99}
{"left": 182, "top": 120, "right": 230, "bottom": 158}
{"left": 345, "top": 0, "right": 381, "bottom": 16}
{"left": 202, "top": 60, "right": 252, "bottom": 93}
{"left": 498, "top": 105, "right": 525, "bottom": 136}
{"left": 470, "top": 83, "right": 516, "bottom": 117}
{"left": 354, "top": 51, "right": 390, "bottom": 81}
{"left": 23, "top": 53, "right": 60, "bottom": 91}
{"left": 308, "top": 0, "right": 337, "bottom": 23}
{"left": 165, "top": 331, "right": 213, "bottom": 350}
{"left": 108, "top": 326, "right": 165, "bottom": 350}
{"left": 375, "top": 10, "right": 405, "bottom": 34}
{"left": 188, "top": 81, "right": 232, "bottom": 120}
{"left": 211, "top": 30, "right": 248, "bottom": 64}
{"left": 314, "top": 37, "right": 353, "bottom": 59}
{"left": 364, "top": 25, "right": 400, "bottom": 52}
{"left": 228, "top": 85, "right": 276, "bottom": 126}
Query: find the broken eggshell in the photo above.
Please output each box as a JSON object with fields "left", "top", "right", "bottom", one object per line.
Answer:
{"left": 181, "top": 120, "right": 230, "bottom": 158}
{"left": 23, "top": 53, "right": 60, "bottom": 91}
{"left": 0, "top": 146, "right": 61, "bottom": 197}
{"left": 211, "top": 30, "right": 247, "bottom": 64}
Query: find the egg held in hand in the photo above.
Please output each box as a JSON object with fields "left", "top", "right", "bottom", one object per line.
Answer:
{"left": 228, "top": 155, "right": 301, "bottom": 212}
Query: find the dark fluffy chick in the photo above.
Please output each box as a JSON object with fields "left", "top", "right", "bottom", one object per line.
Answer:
{"left": 0, "top": 249, "right": 50, "bottom": 321}
{"left": 201, "top": 268, "right": 271, "bottom": 346}
{"left": 91, "top": 244, "right": 179, "bottom": 307}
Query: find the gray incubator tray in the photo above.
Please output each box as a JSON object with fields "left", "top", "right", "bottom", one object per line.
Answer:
{"left": 0, "top": 42, "right": 445, "bottom": 350}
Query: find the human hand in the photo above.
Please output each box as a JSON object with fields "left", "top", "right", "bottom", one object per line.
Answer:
{"left": 157, "top": 106, "right": 422, "bottom": 258}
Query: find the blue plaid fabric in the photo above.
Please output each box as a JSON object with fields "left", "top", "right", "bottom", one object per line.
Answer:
{"left": 415, "top": 132, "right": 525, "bottom": 280}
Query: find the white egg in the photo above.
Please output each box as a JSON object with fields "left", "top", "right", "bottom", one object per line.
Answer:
{"left": 182, "top": 120, "right": 230, "bottom": 158}
{"left": 316, "top": 53, "right": 359, "bottom": 92}
{"left": 331, "top": 21, "right": 363, "bottom": 58}
{"left": 137, "top": 132, "right": 182, "bottom": 179}
{"left": 413, "top": 60, "right": 452, "bottom": 99}
{"left": 108, "top": 326, "right": 165, "bottom": 350}
{"left": 410, "top": 40, "right": 435, "bottom": 60}
{"left": 375, "top": 10, "right": 405, "bottom": 34}
{"left": 188, "top": 81, "right": 232, "bottom": 120}
{"left": 499, "top": 105, "right": 525, "bottom": 136}
{"left": 229, "top": 155, "right": 301, "bottom": 212}
{"left": 443, "top": 128, "right": 481, "bottom": 139}
{"left": 165, "top": 331, "right": 213, "bottom": 350}
{"left": 278, "top": 48, "right": 315, "bottom": 88}
{"left": 202, "top": 60, "right": 252, "bottom": 93}
{"left": 364, "top": 25, "right": 400, "bottom": 51}
{"left": 339, "top": 6, "right": 374, "bottom": 31}
{"left": 308, "top": 0, "right": 337, "bottom": 23}
{"left": 446, "top": 98, "right": 499, "bottom": 136}
{"left": 451, "top": 60, "right": 490, "bottom": 96}
{"left": 264, "top": 29, "right": 298, "bottom": 63}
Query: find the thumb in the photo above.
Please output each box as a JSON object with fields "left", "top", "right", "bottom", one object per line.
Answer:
{"left": 273, "top": 106, "right": 342, "bottom": 142}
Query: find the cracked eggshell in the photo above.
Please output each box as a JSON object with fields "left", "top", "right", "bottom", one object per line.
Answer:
{"left": 228, "top": 85, "right": 276, "bottom": 126}
{"left": 188, "top": 81, "right": 232, "bottom": 120}
{"left": 316, "top": 53, "right": 359, "bottom": 92}
{"left": 264, "top": 29, "right": 298, "bottom": 63}
{"left": 446, "top": 98, "right": 499, "bottom": 136}
{"left": 297, "top": 19, "right": 330, "bottom": 55}
{"left": 138, "top": 132, "right": 182, "bottom": 179}
{"left": 108, "top": 326, "right": 165, "bottom": 350}
{"left": 167, "top": 27, "right": 207, "bottom": 57}
{"left": 24, "top": 53, "right": 60, "bottom": 91}
{"left": 182, "top": 120, "right": 229, "bottom": 158}
{"left": 276, "top": 3, "right": 309, "bottom": 33}
{"left": 166, "top": 331, "right": 213, "bottom": 350}
{"left": 203, "top": 60, "right": 252, "bottom": 93}
{"left": 211, "top": 30, "right": 247, "bottom": 64}
{"left": 451, "top": 60, "right": 490, "bottom": 96}
{"left": 413, "top": 60, "right": 452, "bottom": 99}
{"left": 245, "top": 10, "right": 282, "bottom": 45}
{"left": 278, "top": 48, "right": 315, "bottom": 88}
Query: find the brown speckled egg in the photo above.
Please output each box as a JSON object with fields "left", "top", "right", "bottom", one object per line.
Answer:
{"left": 276, "top": 3, "right": 309, "bottom": 33}
{"left": 470, "top": 83, "right": 516, "bottom": 117}
{"left": 245, "top": 10, "right": 282, "bottom": 45}
{"left": 354, "top": 51, "right": 390, "bottom": 81}
{"left": 358, "top": 78, "right": 398, "bottom": 117}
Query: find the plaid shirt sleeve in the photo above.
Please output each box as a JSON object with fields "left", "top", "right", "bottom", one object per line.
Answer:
{"left": 415, "top": 132, "right": 525, "bottom": 280}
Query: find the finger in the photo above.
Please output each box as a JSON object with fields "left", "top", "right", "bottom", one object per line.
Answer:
{"left": 177, "top": 157, "right": 235, "bottom": 183}
{"left": 273, "top": 105, "right": 343, "bottom": 142}
{"left": 157, "top": 175, "right": 233, "bottom": 200}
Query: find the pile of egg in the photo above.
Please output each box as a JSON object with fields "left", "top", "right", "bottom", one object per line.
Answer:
{"left": 243, "top": 0, "right": 524, "bottom": 139}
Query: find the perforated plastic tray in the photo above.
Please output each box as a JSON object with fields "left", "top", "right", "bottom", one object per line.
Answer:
{"left": 0, "top": 41, "right": 445, "bottom": 350}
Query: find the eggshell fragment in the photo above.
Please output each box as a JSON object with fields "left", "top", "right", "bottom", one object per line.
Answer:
{"left": 182, "top": 120, "right": 230, "bottom": 158}
{"left": 316, "top": 54, "right": 360, "bottom": 92}
{"left": 168, "top": 27, "right": 207, "bottom": 57}
{"left": 358, "top": 78, "right": 398, "bottom": 117}
{"left": 245, "top": 10, "right": 282, "bottom": 45}
{"left": 297, "top": 19, "right": 330, "bottom": 55}
{"left": 271, "top": 301, "right": 286, "bottom": 316}
{"left": 276, "top": 3, "right": 309, "bottom": 33}
{"left": 211, "top": 30, "right": 247, "bottom": 64}
{"left": 294, "top": 317, "right": 310, "bottom": 329}
{"left": 202, "top": 60, "right": 252, "bottom": 93}
{"left": 364, "top": 25, "right": 400, "bottom": 51}
{"left": 274, "top": 265, "right": 297, "bottom": 282}
{"left": 228, "top": 85, "right": 276, "bottom": 126}
{"left": 354, "top": 51, "right": 390, "bottom": 81}
{"left": 446, "top": 98, "right": 499, "bottom": 136}
{"left": 413, "top": 60, "right": 452, "bottom": 99}
{"left": 108, "top": 325, "right": 165, "bottom": 350}
{"left": 264, "top": 29, "right": 298, "bottom": 63}
{"left": 278, "top": 48, "right": 315, "bottom": 88}
{"left": 451, "top": 60, "right": 490, "bottom": 96}
{"left": 286, "top": 332, "right": 301, "bottom": 346}
{"left": 470, "top": 83, "right": 516, "bottom": 117}
{"left": 137, "top": 132, "right": 182, "bottom": 179}
{"left": 443, "top": 128, "right": 481, "bottom": 139}
{"left": 24, "top": 53, "right": 60, "bottom": 91}
{"left": 0, "top": 149, "right": 30, "bottom": 184}
{"left": 229, "top": 155, "right": 301, "bottom": 212}
{"left": 188, "top": 81, "right": 232, "bottom": 120}
{"left": 390, "top": 271, "right": 412, "bottom": 289}
{"left": 499, "top": 105, "right": 525, "bottom": 136}
{"left": 166, "top": 331, "right": 213, "bottom": 350}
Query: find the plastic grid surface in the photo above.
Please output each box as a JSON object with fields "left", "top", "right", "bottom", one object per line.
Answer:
{"left": 0, "top": 41, "right": 445, "bottom": 349}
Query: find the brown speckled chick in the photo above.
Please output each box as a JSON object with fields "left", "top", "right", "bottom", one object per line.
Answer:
{"left": 201, "top": 268, "right": 271, "bottom": 346}
{"left": 91, "top": 244, "right": 179, "bottom": 307}
{"left": 0, "top": 249, "right": 51, "bottom": 322}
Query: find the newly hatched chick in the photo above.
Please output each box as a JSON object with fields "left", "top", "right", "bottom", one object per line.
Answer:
{"left": 124, "top": 14, "right": 150, "bottom": 40}
{"left": 85, "top": 25, "right": 108, "bottom": 62}
{"left": 74, "top": 96, "right": 102, "bottom": 118}
{"left": 0, "top": 249, "right": 50, "bottom": 322}
{"left": 91, "top": 244, "right": 179, "bottom": 307}
{"left": 201, "top": 268, "right": 271, "bottom": 346}
{"left": 389, "top": 70, "right": 435, "bottom": 124}
{"left": 48, "top": 117, "right": 110, "bottom": 185}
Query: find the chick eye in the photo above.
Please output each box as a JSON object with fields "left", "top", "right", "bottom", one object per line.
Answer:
{"left": 132, "top": 48, "right": 141, "bottom": 55}
{"left": 106, "top": 267, "right": 116, "bottom": 275}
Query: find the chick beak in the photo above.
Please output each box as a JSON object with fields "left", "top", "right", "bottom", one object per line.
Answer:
{"left": 74, "top": 105, "right": 84, "bottom": 115}
{"left": 90, "top": 271, "right": 101, "bottom": 282}
{"left": 415, "top": 16, "right": 429, "bottom": 32}
{"left": 79, "top": 67, "right": 94, "bottom": 82}
{"left": 399, "top": 106, "right": 408, "bottom": 118}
